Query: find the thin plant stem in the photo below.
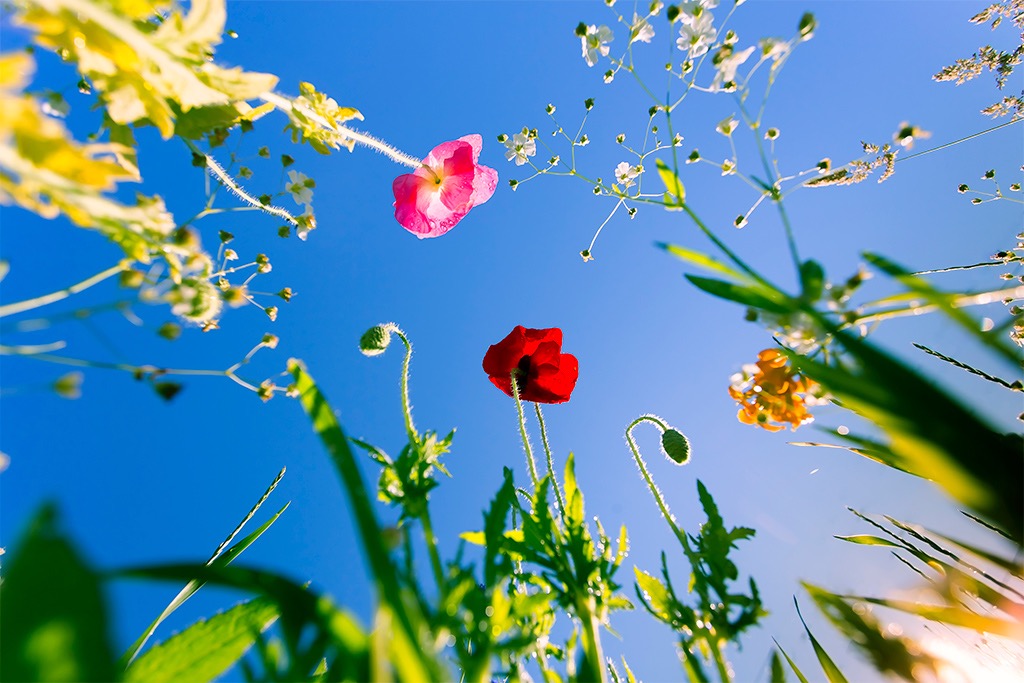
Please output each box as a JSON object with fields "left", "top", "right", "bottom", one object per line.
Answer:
{"left": 386, "top": 325, "right": 419, "bottom": 443}
{"left": 625, "top": 415, "right": 687, "bottom": 547}
{"left": 260, "top": 91, "right": 422, "bottom": 169}
{"left": 0, "top": 262, "right": 126, "bottom": 318}
{"left": 898, "top": 118, "right": 1023, "bottom": 164}
{"left": 533, "top": 402, "right": 565, "bottom": 516}
{"left": 418, "top": 509, "right": 446, "bottom": 597}
{"left": 182, "top": 139, "right": 299, "bottom": 226}
{"left": 510, "top": 371, "right": 539, "bottom": 490}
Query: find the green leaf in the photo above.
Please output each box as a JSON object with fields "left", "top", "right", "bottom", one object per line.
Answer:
{"left": 863, "top": 252, "right": 1019, "bottom": 367}
{"left": 798, "top": 260, "right": 825, "bottom": 303}
{"left": 126, "top": 598, "right": 279, "bottom": 683}
{"left": 0, "top": 504, "right": 118, "bottom": 683}
{"left": 770, "top": 651, "right": 787, "bottom": 683}
{"left": 794, "top": 597, "right": 849, "bottom": 683}
{"left": 563, "top": 451, "right": 584, "bottom": 523}
{"left": 803, "top": 583, "right": 938, "bottom": 680}
{"left": 772, "top": 641, "right": 810, "bottom": 683}
{"left": 789, "top": 332, "right": 1024, "bottom": 544}
{"left": 684, "top": 275, "right": 790, "bottom": 314}
{"left": 833, "top": 535, "right": 904, "bottom": 549}
{"left": 634, "top": 567, "right": 672, "bottom": 621}
{"left": 122, "top": 468, "right": 289, "bottom": 667}
{"left": 287, "top": 359, "right": 438, "bottom": 680}
{"left": 655, "top": 159, "right": 685, "bottom": 206}
{"left": 842, "top": 594, "right": 1024, "bottom": 639}
{"left": 657, "top": 243, "right": 750, "bottom": 282}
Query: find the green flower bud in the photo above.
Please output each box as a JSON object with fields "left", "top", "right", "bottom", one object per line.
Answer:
{"left": 360, "top": 325, "right": 393, "bottom": 356}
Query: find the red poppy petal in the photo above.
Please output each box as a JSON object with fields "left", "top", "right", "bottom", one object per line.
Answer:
{"left": 525, "top": 353, "right": 578, "bottom": 403}
{"left": 482, "top": 326, "right": 527, "bottom": 379}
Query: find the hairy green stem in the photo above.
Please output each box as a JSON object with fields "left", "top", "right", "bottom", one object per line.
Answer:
{"left": 534, "top": 402, "right": 565, "bottom": 516}
{"left": 182, "top": 138, "right": 299, "bottom": 226}
{"left": 385, "top": 325, "right": 419, "bottom": 443}
{"left": 625, "top": 415, "right": 687, "bottom": 547}
{"left": 510, "top": 372, "right": 540, "bottom": 490}
{"left": 577, "top": 594, "right": 608, "bottom": 683}
{"left": 260, "top": 91, "right": 422, "bottom": 169}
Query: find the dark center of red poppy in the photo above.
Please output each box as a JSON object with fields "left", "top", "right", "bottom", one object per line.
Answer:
{"left": 516, "top": 355, "right": 532, "bottom": 390}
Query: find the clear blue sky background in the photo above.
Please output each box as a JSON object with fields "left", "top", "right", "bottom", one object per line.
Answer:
{"left": 2, "top": 1, "right": 1021, "bottom": 680}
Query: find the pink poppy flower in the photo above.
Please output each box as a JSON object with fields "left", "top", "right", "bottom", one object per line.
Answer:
{"left": 392, "top": 134, "right": 498, "bottom": 238}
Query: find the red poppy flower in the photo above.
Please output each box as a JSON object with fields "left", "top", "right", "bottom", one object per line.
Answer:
{"left": 483, "top": 326, "right": 579, "bottom": 404}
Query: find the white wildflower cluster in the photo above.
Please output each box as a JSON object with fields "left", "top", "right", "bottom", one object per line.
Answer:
{"left": 676, "top": 0, "right": 718, "bottom": 58}
{"left": 286, "top": 170, "right": 314, "bottom": 206}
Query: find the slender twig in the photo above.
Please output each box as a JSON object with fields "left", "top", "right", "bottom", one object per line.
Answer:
{"left": 0, "top": 262, "right": 126, "bottom": 318}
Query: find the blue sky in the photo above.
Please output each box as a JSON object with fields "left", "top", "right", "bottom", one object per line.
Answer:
{"left": 2, "top": 1, "right": 1022, "bottom": 680}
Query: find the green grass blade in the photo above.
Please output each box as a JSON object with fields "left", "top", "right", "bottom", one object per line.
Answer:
{"left": 125, "top": 597, "right": 279, "bottom": 683}
{"left": 771, "top": 640, "right": 810, "bottom": 683}
{"left": 863, "top": 252, "right": 1020, "bottom": 367}
{"left": 685, "top": 275, "right": 790, "bottom": 314}
{"left": 794, "top": 597, "right": 849, "bottom": 683}
{"left": 0, "top": 505, "right": 119, "bottom": 683}
{"left": 287, "top": 359, "right": 437, "bottom": 680}
{"left": 121, "top": 468, "right": 288, "bottom": 667}
{"left": 842, "top": 594, "right": 1024, "bottom": 639}
{"left": 789, "top": 333, "right": 1024, "bottom": 545}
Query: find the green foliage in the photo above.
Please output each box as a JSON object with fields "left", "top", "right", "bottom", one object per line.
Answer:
{"left": 634, "top": 481, "right": 766, "bottom": 682}
{"left": 0, "top": 505, "right": 118, "bottom": 683}
{"left": 125, "top": 597, "right": 279, "bottom": 683}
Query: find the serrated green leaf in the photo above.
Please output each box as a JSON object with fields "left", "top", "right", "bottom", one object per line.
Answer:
{"left": 0, "top": 505, "right": 118, "bottom": 683}
{"left": 685, "top": 275, "right": 791, "bottom": 314}
{"left": 634, "top": 567, "right": 672, "bottom": 621}
{"left": 126, "top": 597, "right": 279, "bottom": 683}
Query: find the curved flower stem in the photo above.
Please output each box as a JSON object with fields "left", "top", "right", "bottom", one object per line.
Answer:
{"left": 182, "top": 138, "right": 299, "bottom": 226}
{"left": 418, "top": 508, "right": 446, "bottom": 597}
{"left": 625, "top": 415, "right": 687, "bottom": 547}
{"left": 259, "top": 91, "right": 422, "bottom": 169}
{"left": 510, "top": 372, "right": 539, "bottom": 490}
{"left": 0, "top": 262, "right": 127, "bottom": 318}
{"left": 383, "top": 325, "right": 419, "bottom": 443}
{"left": 584, "top": 198, "right": 624, "bottom": 257}
{"left": 533, "top": 403, "right": 565, "bottom": 516}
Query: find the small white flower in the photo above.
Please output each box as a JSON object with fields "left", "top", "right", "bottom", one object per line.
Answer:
{"left": 715, "top": 115, "right": 739, "bottom": 136}
{"left": 721, "top": 159, "right": 736, "bottom": 176}
{"left": 614, "top": 161, "right": 640, "bottom": 188}
{"left": 504, "top": 132, "right": 536, "bottom": 166}
{"left": 710, "top": 45, "right": 754, "bottom": 92}
{"left": 286, "top": 170, "right": 313, "bottom": 206}
{"left": 630, "top": 13, "right": 655, "bottom": 44}
{"left": 649, "top": 1, "right": 665, "bottom": 15}
{"left": 758, "top": 37, "right": 791, "bottom": 64}
{"left": 581, "top": 25, "right": 614, "bottom": 67}
{"left": 677, "top": 8, "right": 716, "bottom": 58}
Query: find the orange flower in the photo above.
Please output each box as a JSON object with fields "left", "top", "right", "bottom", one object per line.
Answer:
{"left": 728, "top": 349, "right": 821, "bottom": 432}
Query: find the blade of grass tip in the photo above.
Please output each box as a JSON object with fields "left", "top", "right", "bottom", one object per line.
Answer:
{"left": 121, "top": 468, "right": 287, "bottom": 667}
{"left": 287, "top": 360, "right": 434, "bottom": 679}
{"left": 794, "top": 596, "right": 849, "bottom": 683}
{"left": 771, "top": 640, "right": 810, "bottom": 683}
{"left": 960, "top": 510, "right": 1015, "bottom": 542}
